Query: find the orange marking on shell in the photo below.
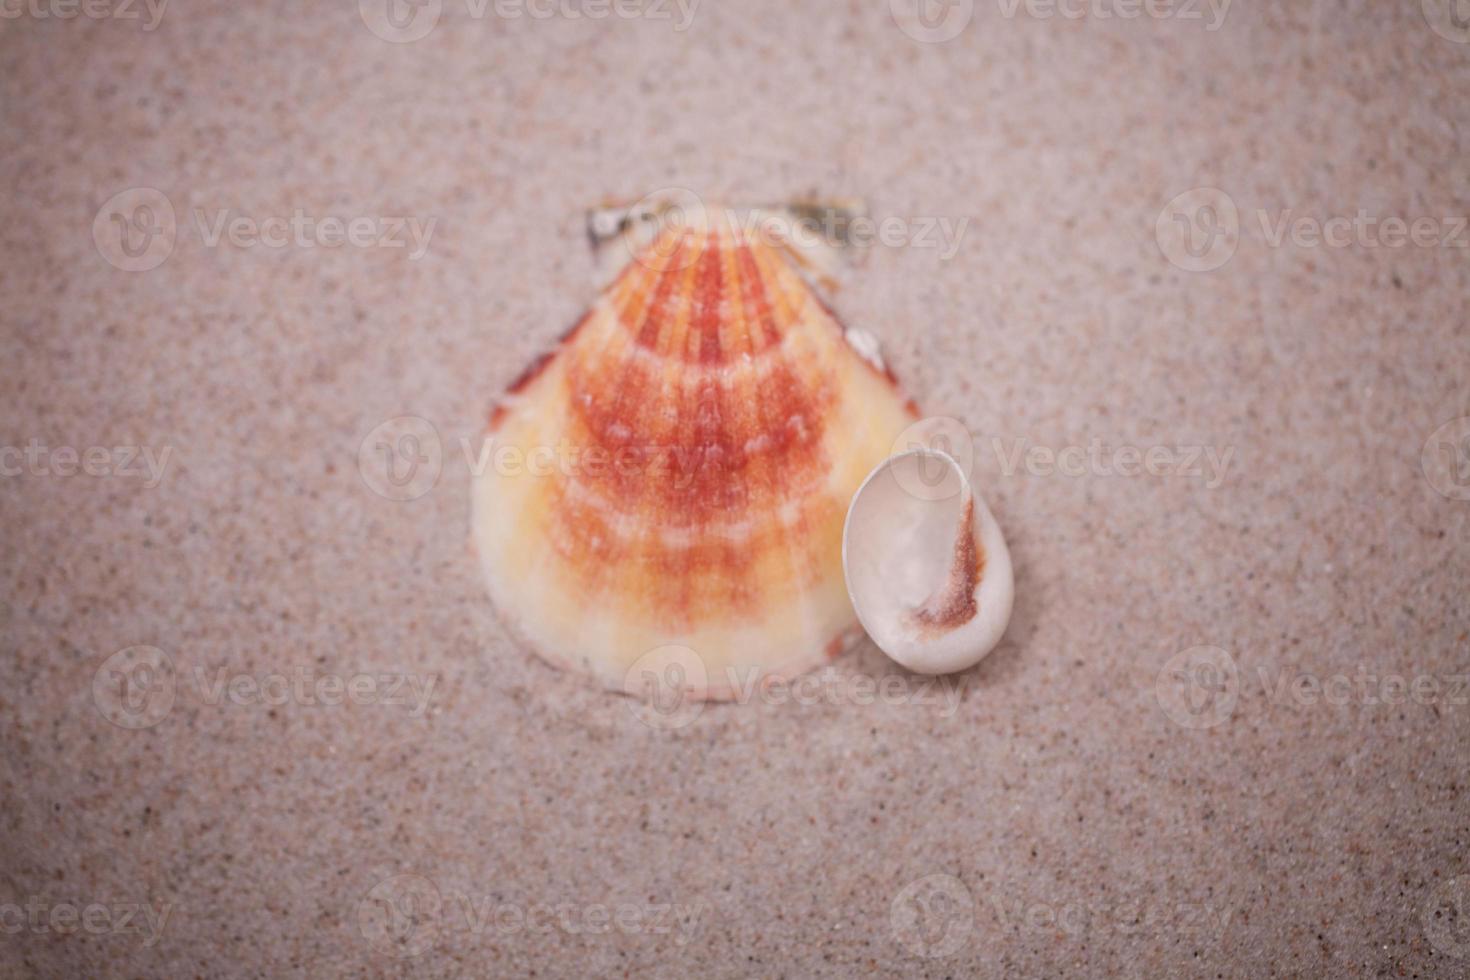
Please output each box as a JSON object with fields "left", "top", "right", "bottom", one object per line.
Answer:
{"left": 488, "top": 310, "right": 592, "bottom": 432}
{"left": 472, "top": 204, "right": 922, "bottom": 694}
{"left": 567, "top": 231, "right": 833, "bottom": 537}
{"left": 550, "top": 231, "right": 836, "bottom": 621}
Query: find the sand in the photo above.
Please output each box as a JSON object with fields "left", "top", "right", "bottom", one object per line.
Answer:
{"left": 2, "top": 1, "right": 1467, "bottom": 976}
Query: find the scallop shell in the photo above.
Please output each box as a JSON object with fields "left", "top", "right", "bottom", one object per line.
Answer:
{"left": 472, "top": 199, "right": 919, "bottom": 700}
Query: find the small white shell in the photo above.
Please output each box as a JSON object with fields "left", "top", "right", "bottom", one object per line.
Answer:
{"left": 841, "top": 449, "right": 1014, "bottom": 674}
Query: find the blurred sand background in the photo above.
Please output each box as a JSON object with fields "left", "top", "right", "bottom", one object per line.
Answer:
{"left": 2, "top": 0, "right": 1468, "bottom": 975}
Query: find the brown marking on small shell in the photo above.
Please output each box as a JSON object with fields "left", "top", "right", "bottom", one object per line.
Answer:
{"left": 910, "top": 496, "right": 984, "bottom": 635}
